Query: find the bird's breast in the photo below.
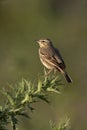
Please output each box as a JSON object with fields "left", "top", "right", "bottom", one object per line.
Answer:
{"left": 39, "top": 48, "right": 55, "bottom": 69}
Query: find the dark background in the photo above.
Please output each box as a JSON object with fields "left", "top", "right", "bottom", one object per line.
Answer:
{"left": 0, "top": 0, "right": 87, "bottom": 130}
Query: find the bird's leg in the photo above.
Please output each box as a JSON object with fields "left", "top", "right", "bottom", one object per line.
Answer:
{"left": 44, "top": 69, "right": 51, "bottom": 82}
{"left": 54, "top": 69, "right": 57, "bottom": 75}
{"left": 45, "top": 69, "right": 54, "bottom": 76}
{"left": 44, "top": 67, "right": 52, "bottom": 76}
{"left": 44, "top": 67, "right": 48, "bottom": 81}
{"left": 44, "top": 67, "right": 47, "bottom": 76}
{"left": 44, "top": 67, "right": 54, "bottom": 79}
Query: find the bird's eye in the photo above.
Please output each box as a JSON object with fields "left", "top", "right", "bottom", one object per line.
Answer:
{"left": 42, "top": 40, "right": 45, "bottom": 42}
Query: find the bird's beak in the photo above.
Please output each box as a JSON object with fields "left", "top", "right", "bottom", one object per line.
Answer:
{"left": 35, "top": 40, "right": 39, "bottom": 43}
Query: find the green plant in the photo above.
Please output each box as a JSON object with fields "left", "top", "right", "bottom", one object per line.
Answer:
{"left": 0, "top": 75, "right": 71, "bottom": 130}
{"left": 50, "top": 116, "right": 71, "bottom": 130}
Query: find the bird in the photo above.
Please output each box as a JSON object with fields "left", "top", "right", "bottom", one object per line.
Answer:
{"left": 36, "top": 38, "right": 72, "bottom": 83}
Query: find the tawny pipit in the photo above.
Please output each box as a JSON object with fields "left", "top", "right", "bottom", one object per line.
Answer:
{"left": 36, "top": 38, "right": 72, "bottom": 83}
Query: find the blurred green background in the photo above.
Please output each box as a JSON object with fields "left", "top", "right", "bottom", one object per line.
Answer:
{"left": 0, "top": 0, "right": 87, "bottom": 130}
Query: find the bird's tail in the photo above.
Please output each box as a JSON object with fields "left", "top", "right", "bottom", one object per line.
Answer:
{"left": 56, "top": 66, "right": 72, "bottom": 83}
{"left": 64, "top": 72, "right": 72, "bottom": 83}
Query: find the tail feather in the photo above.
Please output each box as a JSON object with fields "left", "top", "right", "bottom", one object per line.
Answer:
{"left": 64, "top": 72, "right": 72, "bottom": 83}
{"left": 56, "top": 66, "right": 72, "bottom": 83}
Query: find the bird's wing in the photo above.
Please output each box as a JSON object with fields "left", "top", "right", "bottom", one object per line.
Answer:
{"left": 54, "top": 48, "right": 66, "bottom": 69}
{"left": 39, "top": 48, "right": 59, "bottom": 67}
{"left": 39, "top": 47, "right": 66, "bottom": 71}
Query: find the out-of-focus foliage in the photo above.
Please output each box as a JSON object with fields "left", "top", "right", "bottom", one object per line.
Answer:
{"left": 50, "top": 116, "right": 71, "bottom": 130}
{"left": 0, "top": 0, "right": 87, "bottom": 130}
{"left": 0, "top": 76, "right": 63, "bottom": 130}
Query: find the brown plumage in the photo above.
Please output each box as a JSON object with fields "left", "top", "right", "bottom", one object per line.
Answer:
{"left": 36, "top": 38, "right": 72, "bottom": 83}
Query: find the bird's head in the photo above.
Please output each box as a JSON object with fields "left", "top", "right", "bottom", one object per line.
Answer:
{"left": 36, "top": 38, "right": 52, "bottom": 48}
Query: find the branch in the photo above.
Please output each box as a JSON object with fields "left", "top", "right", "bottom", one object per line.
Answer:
{"left": 0, "top": 75, "right": 64, "bottom": 130}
